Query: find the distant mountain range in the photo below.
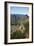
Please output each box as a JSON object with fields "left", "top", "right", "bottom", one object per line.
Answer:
{"left": 10, "top": 14, "right": 29, "bottom": 24}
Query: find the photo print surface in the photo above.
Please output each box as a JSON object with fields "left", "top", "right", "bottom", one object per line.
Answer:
{"left": 10, "top": 7, "right": 29, "bottom": 39}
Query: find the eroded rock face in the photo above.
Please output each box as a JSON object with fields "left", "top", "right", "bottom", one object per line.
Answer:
{"left": 16, "top": 24, "right": 26, "bottom": 33}
{"left": 11, "top": 24, "right": 26, "bottom": 34}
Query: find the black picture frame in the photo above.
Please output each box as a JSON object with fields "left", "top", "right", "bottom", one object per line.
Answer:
{"left": 4, "top": 1, "right": 33, "bottom": 44}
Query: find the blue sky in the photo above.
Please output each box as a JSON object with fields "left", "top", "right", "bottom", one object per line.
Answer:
{"left": 10, "top": 6, "right": 29, "bottom": 15}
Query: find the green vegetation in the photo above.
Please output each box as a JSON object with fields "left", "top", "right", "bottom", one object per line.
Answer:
{"left": 10, "top": 18, "right": 29, "bottom": 39}
{"left": 11, "top": 31, "right": 26, "bottom": 39}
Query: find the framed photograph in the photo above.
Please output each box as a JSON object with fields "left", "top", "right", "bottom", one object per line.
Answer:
{"left": 4, "top": 2, "right": 33, "bottom": 44}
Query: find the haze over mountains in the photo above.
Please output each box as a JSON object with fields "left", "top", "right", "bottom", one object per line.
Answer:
{"left": 11, "top": 14, "right": 29, "bottom": 24}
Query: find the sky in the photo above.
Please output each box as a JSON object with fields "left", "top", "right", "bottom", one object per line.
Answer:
{"left": 10, "top": 6, "right": 29, "bottom": 15}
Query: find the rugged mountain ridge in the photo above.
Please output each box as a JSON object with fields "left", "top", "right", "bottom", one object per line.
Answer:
{"left": 11, "top": 14, "right": 29, "bottom": 24}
